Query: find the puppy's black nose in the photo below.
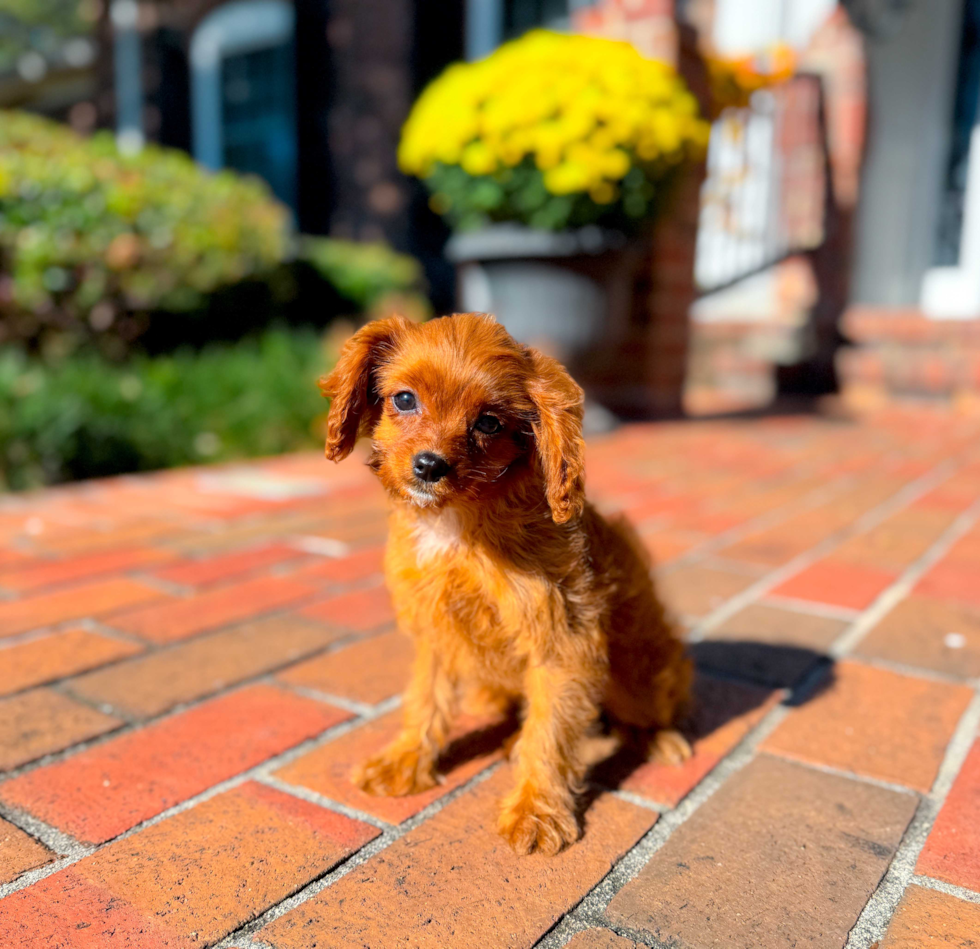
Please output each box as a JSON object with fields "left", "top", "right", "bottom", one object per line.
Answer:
{"left": 413, "top": 451, "right": 450, "bottom": 484}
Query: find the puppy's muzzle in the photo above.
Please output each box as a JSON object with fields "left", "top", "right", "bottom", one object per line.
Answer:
{"left": 412, "top": 451, "right": 451, "bottom": 484}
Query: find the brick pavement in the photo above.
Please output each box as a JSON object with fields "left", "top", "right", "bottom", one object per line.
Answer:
{"left": 0, "top": 407, "right": 979, "bottom": 948}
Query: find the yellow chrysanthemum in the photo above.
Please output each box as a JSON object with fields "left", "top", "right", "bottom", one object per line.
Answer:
{"left": 399, "top": 30, "right": 708, "bottom": 182}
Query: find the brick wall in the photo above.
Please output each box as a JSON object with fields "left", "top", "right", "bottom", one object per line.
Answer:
{"left": 572, "top": 0, "right": 709, "bottom": 417}
{"left": 839, "top": 307, "right": 980, "bottom": 414}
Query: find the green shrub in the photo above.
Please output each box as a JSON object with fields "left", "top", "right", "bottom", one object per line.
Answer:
{"left": 0, "top": 111, "right": 430, "bottom": 355}
{"left": 0, "top": 327, "right": 333, "bottom": 490}
{"left": 0, "top": 110, "right": 289, "bottom": 349}
{"left": 298, "top": 236, "right": 425, "bottom": 311}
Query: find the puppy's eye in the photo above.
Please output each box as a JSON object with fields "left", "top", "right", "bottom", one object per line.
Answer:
{"left": 392, "top": 391, "right": 417, "bottom": 412}
{"left": 474, "top": 414, "right": 502, "bottom": 434}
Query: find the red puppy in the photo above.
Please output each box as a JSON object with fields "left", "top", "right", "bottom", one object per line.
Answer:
{"left": 320, "top": 312, "right": 691, "bottom": 855}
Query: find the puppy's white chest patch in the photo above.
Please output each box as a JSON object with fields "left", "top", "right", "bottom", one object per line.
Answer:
{"left": 413, "top": 509, "right": 464, "bottom": 564}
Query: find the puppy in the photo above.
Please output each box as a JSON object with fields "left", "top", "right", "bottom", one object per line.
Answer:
{"left": 319, "top": 312, "right": 692, "bottom": 855}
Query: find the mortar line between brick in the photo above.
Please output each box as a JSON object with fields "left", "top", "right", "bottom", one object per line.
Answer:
{"left": 254, "top": 773, "right": 393, "bottom": 831}
{"left": 0, "top": 633, "right": 395, "bottom": 782}
{"left": 0, "top": 703, "right": 384, "bottom": 902}
{"left": 532, "top": 691, "right": 798, "bottom": 949}
{"left": 929, "top": 689, "right": 980, "bottom": 802}
{"left": 77, "top": 616, "right": 153, "bottom": 647}
{"left": 535, "top": 648, "right": 921, "bottom": 949}
{"left": 910, "top": 874, "right": 980, "bottom": 905}
{"left": 688, "top": 555, "right": 769, "bottom": 577}
{"left": 56, "top": 621, "right": 374, "bottom": 702}
{"left": 212, "top": 762, "right": 505, "bottom": 949}
{"left": 657, "top": 471, "right": 863, "bottom": 574}
{"left": 842, "top": 689, "right": 980, "bottom": 949}
{"left": 844, "top": 654, "right": 980, "bottom": 687}
{"left": 686, "top": 458, "right": 959, "bottom": 643}
{"left": 3, "top": 590, "right": 328, "bottom": 652}
{"left": 831, "top": 496, "right": 980, "bottom": 658}
{"left": 759, "top": 594, "right": 860, "bottom": 621}
{"left": 280, "top": 683, "right": 379, "bottom": 718}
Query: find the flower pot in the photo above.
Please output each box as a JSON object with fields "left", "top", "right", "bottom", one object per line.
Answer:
{"left": 446, "top": 224, "right": 647, "bottom": 430}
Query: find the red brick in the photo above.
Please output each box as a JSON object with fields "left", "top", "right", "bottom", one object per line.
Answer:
{"left": 605, "top": 755, "right": 918, "bottom": 949}
{"left": 639, "top": 530, "right": 700, "bottom": 565}
{"left": 916, "top": 482, "right": 980, "bottom": 512}
{"left": 0, "top": 684, "right": 349, "bottom": 843}
{"left": 0, "top": 817, "right": 53, "bottom": 883}
{"left": 109, "top": 575, "right": 316, "bottom": 643}
{"left": 0, "top": 578, "right": 168, "bottom": 639}
{"left": 65, "top": 782, "right": 373, "bottom": 946}
{"left": 769, "top": 558, "right": 898, "bottom": 610}
{"left": 33, "top": 519, "right": 180, "bottom": 556}
{"left": 151, "top": 542, "right": 304, "bottom": 588}
{"left": 856, "top": 594, "right": 980, "bottom": 679}
{"left": 262, "top": 766, "right": 656, "bottom": 949}
{"left": 917, "top": 560, "right": 980, "bottom": 609}
{"left": 0, "top": 628, "right": 143, "bottom": 696}
{"left": 833, "top": 508, "right": 956, "bottom": 572}
{"left": 0, "top": 546, "right": 176, "bottom": 593}
{"left": 275, "top": 708, "right": 512, "bottom": 823}
{"left": 278, "top": 628, "right": 412, "bottom": 705}
{"left": 702, "top": 602, "right": 846, "bottom": 686}
{"left": 762, "top": 661, "right": 973, "bottom": 792}
{"left": 69, "top": 615, "right": 343, "bottom": 718}
{"left": 0, "top": 869, "right": 182, "bottom": 948}
{"left": 0, "top": 549, "right": 40, "bottom": 571}
{"left": 656, "top": 564, "right": 758, "bottom": 618}
{"left": 917, "top": 739, "right": 980, "bottom": 891}
{"left": 289, "top": 545, "right": 386, "bottom": 586}
{"left": 880, "top": 885, "right": 980, "bottom": 947}
{"left": 565, "top": 930, "right": 640, "bottom": 949}
{"left": 300, "top": 584, "right": 396, "bottom": 633}
{"left": 0, "top": 689, "right": 121, "bottom": 771}
{"left": 602, "top": 676, "right": 779, "bottom": 807}
{"left": 720, "top": 528, "right": 813, "bottom": 567}
{"left": 624, "top": 493, "right": 702, "bottom": 525}
{"left": 0, "top": 783, "right": 375, "bottom": 946}
{"left": 943, "top": 530, "right": 980, "bottom": 568}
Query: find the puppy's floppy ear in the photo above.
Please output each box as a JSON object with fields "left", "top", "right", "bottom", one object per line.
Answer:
{"left": 524, "top": 347, "right": 586, "bottom": 523}
{"left": 318, "top": 316, "right": 408, "bottom": 462}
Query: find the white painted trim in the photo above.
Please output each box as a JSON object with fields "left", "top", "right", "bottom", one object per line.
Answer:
{"left": 712, "top": 0, "right": 836, "bottom": 54}
{"left": 111, "top": 0, "right": 144, "bottom": 153}
{"left": 466, "top": 0, "right": 504, "bottom": 60}
{"left": 189, "top": 0, "right": 294, "bottom": 170}
{"left": 921, "top": 124, "right": 980, "bottom": 319}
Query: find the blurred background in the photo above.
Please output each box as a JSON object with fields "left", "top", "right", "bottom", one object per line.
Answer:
{"left": 1, "top": 0, "right": 978, "bottom": 491}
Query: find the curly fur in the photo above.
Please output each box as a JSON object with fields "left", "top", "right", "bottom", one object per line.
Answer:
{"left": 319, "top": 313, "right": 692, "bottom": 855}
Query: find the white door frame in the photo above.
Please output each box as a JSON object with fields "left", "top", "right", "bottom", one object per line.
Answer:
{"left": 189, "top": 0, "right": 295, "bottom": 170}
{"left": 921, "top": 124, "right": 980, "bottom": 319}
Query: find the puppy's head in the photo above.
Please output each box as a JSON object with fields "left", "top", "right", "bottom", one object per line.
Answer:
{"left": 318, "top": 313, "right": 585, "bottom": 523}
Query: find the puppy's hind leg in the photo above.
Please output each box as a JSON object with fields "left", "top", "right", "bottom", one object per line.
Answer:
{"left": 647, "top": 728, "right": 692, "bottom": 765}
{"left": 354, "top": 638, "right": 455, "bottom": 796}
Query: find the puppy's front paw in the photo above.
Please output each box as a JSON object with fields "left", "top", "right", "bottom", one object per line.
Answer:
{"left": 498, "top": 793, "right": 580, "bottom": 856}
{"left": 353, "top": 745, "right": 438, "bottom": 797}
{"left": 648, "top": 728, "right": 693, "bottom": 766}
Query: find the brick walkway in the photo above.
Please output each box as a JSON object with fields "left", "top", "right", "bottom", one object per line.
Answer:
{"left": 1, "top": 408, "right": 979, "bottom": 948}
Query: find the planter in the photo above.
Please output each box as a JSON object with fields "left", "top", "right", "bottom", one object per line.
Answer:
{"left": 446, "top": 224, "right": 637, "bottom": 366}
{"left": 444, "top": 173, "right": 703, "bottom": 421}
{"left": 446, "top": 224, "right": 653, "bottom": 428}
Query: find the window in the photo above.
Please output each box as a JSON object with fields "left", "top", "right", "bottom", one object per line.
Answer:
{"left": 466, "top": 0, "right": 594, "bottom": 59}
{"left": 190, "top": 0, "right": 298, "bottom": 208}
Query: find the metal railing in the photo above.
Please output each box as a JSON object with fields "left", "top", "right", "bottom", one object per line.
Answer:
{"left": 695, "top": 73, "right": 828, "bottom": 296}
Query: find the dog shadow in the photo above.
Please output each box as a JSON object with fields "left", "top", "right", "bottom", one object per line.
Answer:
{"left": 579, "top": 641, "right": 836, "bottom": 821}
{"left": 436, "top": 713, "right": 521, "bottom": 774}
{"left": 428, "top": 641, "right": 835, "bottom": 838}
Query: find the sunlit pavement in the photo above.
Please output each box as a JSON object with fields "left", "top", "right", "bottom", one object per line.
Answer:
{"left": 1, "top": 406, "right": 979, "bottom": 947}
